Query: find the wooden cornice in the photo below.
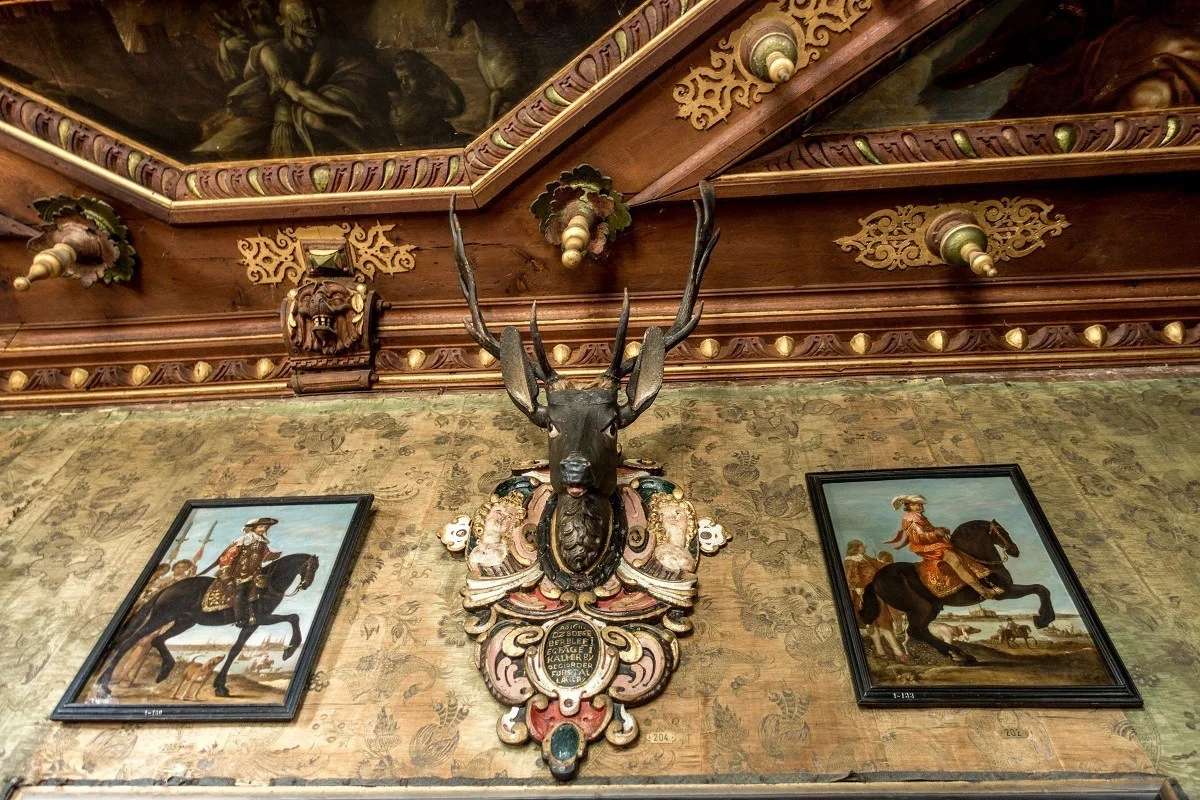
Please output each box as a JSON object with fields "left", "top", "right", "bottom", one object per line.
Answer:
{"left": 5, "top": 276, "right": 1200, "bottom": 409}
{"left": 716, "top": 109, "right": 1200, "bottom": 197}
{"left": 631, "top": 0, "right": 979, "bottom": 205}
{"left": 0, "top": 0, "right": 751, "bottom": 224}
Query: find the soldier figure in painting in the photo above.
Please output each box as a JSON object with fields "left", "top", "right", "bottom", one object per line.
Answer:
{"left": 888, "top": 495, "right": 1001, "bottom": 599}
{"left": 202, "top": 517, "right": 282, "bottom": 627}
{"left": 844, "top": 541, "right": 907, "bottom": 661}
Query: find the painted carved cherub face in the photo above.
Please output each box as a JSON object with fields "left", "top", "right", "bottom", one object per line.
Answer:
{"left": 483, "top": 503, "right": 517, "bottom": 544}
{"left": 648, "top": 493, "right": 696, "bottom": 550}
{"left": 659, "top": 502, "right": 690, "bottom": 546}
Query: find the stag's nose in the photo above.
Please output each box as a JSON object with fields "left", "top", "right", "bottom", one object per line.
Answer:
{"left": 559, "top": 456, "right": 595, "bottom": 495}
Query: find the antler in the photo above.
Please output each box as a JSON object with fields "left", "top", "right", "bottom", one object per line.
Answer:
{"left": 451, "top": 195, "right": 557, "bottom": 384}
{"left": 610, "top": 180, "right": 719, "bottom": 379}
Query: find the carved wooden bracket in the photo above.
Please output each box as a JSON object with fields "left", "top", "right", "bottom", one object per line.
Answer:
{"left": 241, "top": 223, "right": 416, "bottom": 286}
{"left": 11, "top": 196, "right": 137, "bottom": 291}
{"left": 836, "top": 198, "right": 1070, "bottom": 275}
{"left": 531, "top": 165, "right": 632, "bottom": 268}
{"left": 674, "top": 0, "right": 871, "bottom": 130}
{"left": 282, "top": 271, "right": 383, "bottom": 394}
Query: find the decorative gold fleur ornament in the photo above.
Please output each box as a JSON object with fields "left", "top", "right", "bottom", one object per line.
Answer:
{"left": 240, "top": 223, "right": 416, "bottom": 285}
{"left": 837, "top": 199, "right": 1069, "bottom": 273}
{"left": 675, "top": 0, "right": 872, "bottom": 130}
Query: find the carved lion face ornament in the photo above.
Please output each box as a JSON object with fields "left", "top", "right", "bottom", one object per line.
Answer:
{"left": 442, "top": 183, "right": 731, "bottom": 780}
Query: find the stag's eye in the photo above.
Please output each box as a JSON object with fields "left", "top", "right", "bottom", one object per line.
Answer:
{"left": 603, "top": 421, "right": 618, "bottom": 439}
{"left": 549, "top": 423, "right": 561, "bottom": 438}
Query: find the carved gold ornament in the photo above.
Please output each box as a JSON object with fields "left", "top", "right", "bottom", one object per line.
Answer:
{"left": 836, "top": 198, "right": 1069, "bottom": 272}
{"left": 674, "top": 0, "right": 871, "bottom": 130}
{"left": 240, "top": 223, "right": 416, "bottom": 285}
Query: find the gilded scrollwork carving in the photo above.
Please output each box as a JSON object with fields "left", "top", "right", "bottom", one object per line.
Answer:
{"left": 241, "top": 223, "right": 416, "bottom": 286}
{"left": 836, "top": 198, "right": 1069, "bottom": 272}
{"left": 674, "top": 0, "right": 871, "bottom": 130}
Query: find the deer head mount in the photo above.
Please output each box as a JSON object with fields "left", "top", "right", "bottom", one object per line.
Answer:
{"left": 451, "top": 181, "right": 719, "bottom": 585}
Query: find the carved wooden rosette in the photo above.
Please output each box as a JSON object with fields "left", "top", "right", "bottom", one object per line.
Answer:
{"left": 440, "top": 466, "right": 728, "bottom": 780}
{"left": 282, "top": 278, "right": 382, "bottom": 394}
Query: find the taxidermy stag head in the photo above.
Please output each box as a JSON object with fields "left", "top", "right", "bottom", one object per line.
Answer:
{"left": 450, "top": 182, "right": 719, "bottom": 582}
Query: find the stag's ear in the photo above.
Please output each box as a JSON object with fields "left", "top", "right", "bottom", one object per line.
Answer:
{"left": 500, "top": 326, "right": 548, "bottom": 427}
{"left": 620, "top": 326, "right": 664, "bottom": 427}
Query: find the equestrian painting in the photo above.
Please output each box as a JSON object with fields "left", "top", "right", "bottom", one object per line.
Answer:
{"left": 808, "top": 466, "right": 1139, "bottom": 707}
{"left": 54, "top": 495, "right": 372, "bottom": 721}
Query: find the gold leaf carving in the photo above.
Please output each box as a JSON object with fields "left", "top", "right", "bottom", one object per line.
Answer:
{"left": 836, "top": 198, "right": 1070, "bottom": 272}
{"left": 241, "top": 223, "right": 416, "bottom": 285}
{"left": 239, "top": 230, "right": 304, "bottom": 285}
{"left": 347, "top": 223, "right": 417, "bottom": 281}
{"left": 674, "top": 0, "right": 871, "bottom": 130}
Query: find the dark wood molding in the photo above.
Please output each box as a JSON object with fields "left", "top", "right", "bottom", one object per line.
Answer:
{"left": 0, "top": 775, "right": 1187, "bottom": 798}
{"left": 0, "top": 0, "right": 739, "bottom": 224}
{"left": 631, "top": 0, "right": 979, "bottom": 205}
{"left": 718, "top": 109, "right": 1200, "bottom": 197}
{"left": 4, "top": 284, "right": 1199, "bottom": 407}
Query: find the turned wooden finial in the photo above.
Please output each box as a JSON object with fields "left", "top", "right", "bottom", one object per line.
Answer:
{"left": 926, "top": 209, "right": 997, "bottom": 277}
{"left": 10, "top": 196, "right": 136, "bottom": 291}
{"left": 14, "top": 243, "right": 77, "bottom": 291}
{"left": 560, "top": 212, "right": 594, "bottom": 268}
{"left": 740, "top": 19, "right": 799, "bottom": 84}
{"left": 532, "top": 165, "right": 631, "bottom": 270}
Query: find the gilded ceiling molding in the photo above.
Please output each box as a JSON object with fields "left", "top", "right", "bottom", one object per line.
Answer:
{"left": 674, "top": 0, "right": 871, "bottom": 131}
{"left": 837, "top": 198, "right": 1069, "bottom": 272}
{"left": 0, "top": 0, "right": 698, "bottom": 213}
{"left": 465, "top": 0, "right": 697, "bottom": 177}
{"left": 239, "top": 224, "right": 416, "bottom": 286}
{"left": 5, "top": 321, "right": 1196, "bottom": 408}
{"left": 739, "top": 110, "right": 1200, "bottom": 173}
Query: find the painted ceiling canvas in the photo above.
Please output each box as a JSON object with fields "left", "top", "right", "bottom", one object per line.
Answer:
{"left": 814, "top": 0, "right": 1200, "bottom": 132}
{"left": 0, "top": 0, "right": 629, "bottom": 162}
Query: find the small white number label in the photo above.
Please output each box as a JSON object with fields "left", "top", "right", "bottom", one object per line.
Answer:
{"left": 647, "top": 732, "right": 677, "bottom": 743}
{"left": 892, "top": 692, "right": 916, "bottom": 700}
{"left": 143, "top": 709, "right": 164, "bottom": 717}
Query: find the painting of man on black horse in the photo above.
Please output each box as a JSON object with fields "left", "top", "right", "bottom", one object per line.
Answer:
{"left": 55, "top": 496, "right": 371, "bottom": 720}
{"left": 809, "top": 467, "right": 1139, "bottom": 706}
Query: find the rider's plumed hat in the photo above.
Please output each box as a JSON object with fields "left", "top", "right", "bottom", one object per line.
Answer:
{"left": 244, "top": 517, "right": 279, "bottom": 529}
{"left": 891, "top": 494, "right": 927, "bottom": 510}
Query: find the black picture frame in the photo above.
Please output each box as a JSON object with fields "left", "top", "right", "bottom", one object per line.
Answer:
{"left": 807, "top": 465, "right": 1139, "bottom": 708}
{"left": 52, "top": 494, "right": 373, "bottom": 722}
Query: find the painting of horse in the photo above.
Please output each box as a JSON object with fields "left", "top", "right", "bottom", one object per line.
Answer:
{"left": 53, "top": 495, "right": 372, "bottom": 721}
{"left": 807, "top": 465, "right": 1139, "bottom": 707}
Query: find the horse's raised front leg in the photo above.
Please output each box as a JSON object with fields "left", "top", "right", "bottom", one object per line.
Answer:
{"left": 214, "top": 626, "right": 255, "bottom": 698}
{"left": 257, "top": 613, "right": 303, "bottom": 661}
{"left": 1000, "top": 583, "right": 1055, "bottom": 628}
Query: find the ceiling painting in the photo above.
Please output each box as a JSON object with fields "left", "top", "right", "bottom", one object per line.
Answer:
{"left": 0, "top": 0, "right": 629, "bottom": 163}
{"left": 813, "top": 0, "right": 1200, "bottom": 132}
